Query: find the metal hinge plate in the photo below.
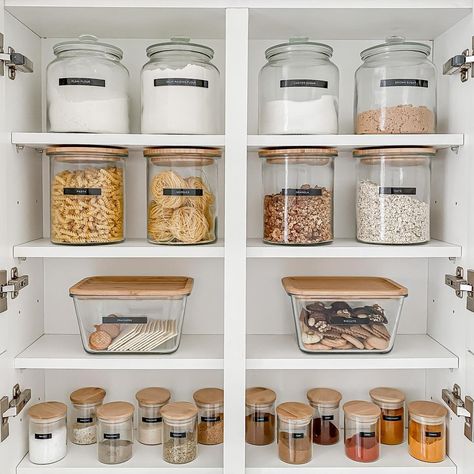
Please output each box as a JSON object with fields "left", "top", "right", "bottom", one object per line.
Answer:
{"left": 445, "top": 266, "right": 473, "bottom": 298}
{"left": 0, "top": 32, "right": 34, "bottom": 80}
{"left": 0, "top": 268, "right": 29, "bottom": 314}
{"left": 1, "top": 384, "right": 31, "bottom": 442}
{"left": 443, "top": 36, "right": 474, "bottom": 82}
{"left": 442, "top": 384, "right": 474, "bottom": 441}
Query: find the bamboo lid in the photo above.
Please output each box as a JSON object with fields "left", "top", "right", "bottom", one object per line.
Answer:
{"left": 135, "top": 387, "right": 171, "bottom": 407}
{"left": 144, "top": 147, "right": 221, "bottom": 157}
{"left": 276, "top": 402, "right": 313, "bottom": 422}
{"left": 96, "top": 402, "right": 134, "bottom": 423}
{"left": 353, "top": 147, "right": 436, "bottom": 158}
{"left": 369, "top": 387, "right": 405, "bottom": 404}
{"left": 408, "top": 401, "right": 448, "bottom": 419}
{"left": 307, "top": 388, "right": 342, "bottom": 407}
{"left": 246, "top": 387, "right": 276, "bottom": 407}
{"left": 282, "top": 276, "right": 407, "bottom": 298}
{"left": 46, "top": 146, "right": 128, "bottom": 162}
{"left": 29, "top": 402, "right": 67, "bottom": 423}
{"left": 343, "top": 400, "right": 381, "bottom": 421}
{"left": 259, "top": 147, "right": 338, "bottom": 157}
{"left": 193, "top": 388, "right": 224, "bottom": 406}
{"left": 70, "top": 387, "right": 106, "bottom": 405}
{"left": 161, "top": 402, "right": 198, "bottom": 421}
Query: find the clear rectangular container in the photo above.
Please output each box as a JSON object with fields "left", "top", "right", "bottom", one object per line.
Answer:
{"left": 70, "top": 276, "right": 193, "bottom": 354}
{"left": 282, "top": 276, "right": 407, "bottom": 354}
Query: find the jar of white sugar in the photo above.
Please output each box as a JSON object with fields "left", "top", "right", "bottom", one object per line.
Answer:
{"left": 354, "top": 147, "right": 434, "bottom": 244}
{"left": 259, "top": 38, "right": 339, "bottom": 135}
{"left": 141, "top": 38, "right": 220, "bottom": 134}
{"left": 29, "top": 402, "right": 67, "bottom": 465}
{"left": 47, "top": 35, "right": 130, "bottom": 133}
{"left": 136, "top": 387, "right": 171, "bottom": 445}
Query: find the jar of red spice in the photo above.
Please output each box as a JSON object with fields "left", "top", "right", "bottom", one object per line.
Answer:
{"left": 369, "top": 387, "right": 405, "bottom": 445}
{"left": 245, "top": 387, "right": 276, "bottom": 446}
{"left": 307, "top": 388, "right": 341, "bottom": 445}
{"left": 343, "top": 401, "right": 381, "bottom": 463}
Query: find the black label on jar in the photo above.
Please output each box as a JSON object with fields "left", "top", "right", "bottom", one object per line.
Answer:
{"left": 63, "top": 187, "right": 102, "bottom": 196}
{"left": 102, "top": 315, "right": 148, "bottom": 324}
{"left": 59, "top": 78, "right": 105, "bottom": 87}
{"left": 201, "top": 416, "right": 221, "bottom": 423}
{"left": 425, "top": 431, "right": 442, "bottom": 438}
{"left": 280, "top": 79, "right": 328, "bottom": 88}
{"left": 383, "top": 415, "right": 402, "bottom": 421}
{"left": 360, "top": 431, "right": 376, "bottom": 438}
{"left": 170, "top": 432, "right": 187, "bottom": 439}
{"left": 154, "top": 78, "right": 208, "bottom": 88}
{"left": 281, "top": 188, "right": 323, "bottom": 196}
{"left": 142, "top": 417, "right": 162, "bottom": 423}
{"left": 77, "top": 417, "right": 94, "bottom": 423}
{"left": 322, "top": 415, "right": 334, "bottom": 421}
{"left": 163, "top": 188, "right": 204, "bottom": 196}
{"left": 104, "top": 433, "right": 120, "bottom": 440}
{"left": 292, "top": 432, "right": 305, "bottom": 439}
{"left": 380, "top": 79, "right": 428, "bottom": 88}
{"left": 35, "top": 433, "right": 52, "bottom": 440}
{"left": 379, "top": 187, "right": 416, "bottom": 195}
{"left": 328, "top": 315, "right": 371, "bottom": 326}
{"left": 253, "top": 415, "right": 269, "bottom": 423}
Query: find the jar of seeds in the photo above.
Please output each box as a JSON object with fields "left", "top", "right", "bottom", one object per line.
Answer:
{"left": 193, "top": 388, "right": 224, "bottom": 445}
{"left": 136, "top": 387, "right": 171, "bottom": 445}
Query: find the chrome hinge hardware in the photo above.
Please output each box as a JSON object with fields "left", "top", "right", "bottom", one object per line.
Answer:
{"left": 0, "top": 268, "right": 29, "bottom": 314}
{"left": 1, "top": 384, "right": 31, "bottom": 442}
{"left": 442, "top": 384, "right": 474, "bottom": 442}
{"left": 443, "top": 36, "right": 474, "bottom": 82}
{"left": 0, "top": 33, "right": 34, "bottom": 80}
{"left": 445, "top": 267, "right": 473, "bottom": 298}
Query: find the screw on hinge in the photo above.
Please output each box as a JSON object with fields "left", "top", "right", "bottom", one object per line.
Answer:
{"left": 451, "top": 145, "right": 460, "bottom": 154}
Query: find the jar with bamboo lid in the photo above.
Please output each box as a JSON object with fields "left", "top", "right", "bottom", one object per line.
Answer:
{"left": 136, "top": 387, "right": 171, "bottom": 446}
{"left": 193, "top": 388, "right": 224, "bottom": 445}
{"left": 307, "top": 388, "right": 342, "bottom": 445}
{"left": 246, "top": 387, "right": 277, "bottom": 446}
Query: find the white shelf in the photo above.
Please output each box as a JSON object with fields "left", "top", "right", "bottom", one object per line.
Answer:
{"left": 18, "top": 441, "right": 222, "bottom": 474}
{"left": 246, "top": 335, "right": 458, "bottom": 370}
{"left": 246, "top": 238, "right": 462, "bottom": 259}
{"left": 246, "top": 442, "right": 456, "bottom": 474}
{"left": 14, "top": 239, "right": 224, "bottom": 258}
{"left": 15, "top": 334, "right": 223, "bottom": 370}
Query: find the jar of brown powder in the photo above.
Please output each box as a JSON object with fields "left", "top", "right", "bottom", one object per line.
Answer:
{"left": 246, "top": 387, "right": 276, "bottom": 445}
{"left": 193, "top": 388, "right": 223, "bottom": 445}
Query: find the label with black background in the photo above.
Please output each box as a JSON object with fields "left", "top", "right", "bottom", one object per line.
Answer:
{"left": 142, "top": 417, "right": 162, "bottom": 423}
{"left": 380, "top": 79, "right": 428, "bottom": 88}
{"left": 360, "top": 431, "right": 376, "bottom": 438}
{"left": 64, "top": 188, "right": 101, "bottom": 196}
{"left": 170, "top": 432, "right": 187, "bottom": 439}
{"left": 379, "top": 187, "right": 416, "bottom": 196}
{"left": 425, "top": 431, "right": 442, "bottom": 438}
{"left": 383, "top": 415, "right": 402, "bottom": 421}
{"left": 77, "top": 417, "right": 94, "bottom": 424}
{"left": 59, "top": 78, "right": 105, "bottom": 87}
{"left": 253, "top": 415, "right": 269, "bottom": 423}
{"left": 280, "top": 79, "right": 328, "bottom": 88}
{"left": 201, "top": 416, "right": 221, "bottom": 423}
{"left": 163, "top": 188, "right": 203, "bottom": 197}
{"left": 154, "top": 78, "right": 208, "bottom": 88}
{"left": 102, "top": 315, "right": 148, "bottom": 325}
{"left": 322, "top": 415, "right": 334, "bottom": 421}
{"left": 292, "top": 433, "right": 305, "bottom": 439}
{"left": 35, "top": 433, "right": 52, "bottom": 440}
{"left": 104, "top": 433, "right": 120, "bottom": 440}
{"left": 281, "top": 188, "right": 322, "bottom": 196}
{"left": 328, "top": 315, "right": 371, "bottom": 326}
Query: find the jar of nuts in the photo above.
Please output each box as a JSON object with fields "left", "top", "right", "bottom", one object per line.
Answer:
{"left": 260, "top": 147, "right": 336, "bottom": 245}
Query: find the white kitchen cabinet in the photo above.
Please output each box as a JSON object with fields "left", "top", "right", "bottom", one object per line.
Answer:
{"left": 0, "top": 1, "right": 473, "bottom": 474}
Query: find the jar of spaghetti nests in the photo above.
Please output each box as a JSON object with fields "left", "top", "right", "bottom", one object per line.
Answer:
{"left": 47, "top": 146, "right": 126, "bottom": 245}
{"left": 145, "top": 147, "right": 220, "bottom": 245}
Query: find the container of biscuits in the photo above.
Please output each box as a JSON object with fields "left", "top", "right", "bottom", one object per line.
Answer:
{"left": 282, "top": 276, "right": 407, "bottom": 353}
{"left": 70, "top": 276, "right": 193, "bottom": 354}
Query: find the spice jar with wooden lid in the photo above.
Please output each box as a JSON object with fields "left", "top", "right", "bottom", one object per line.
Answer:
{"left": 408, "top": 401, "right": 447, "bottom": 463}
{"left": 369, "top": 387, "right": 405, "bottom": 445}
{"left": 246, "top": 387, "right": 276, "bottom": 446}
{"left": 136, "top": 387, "right": 171, "bottom": 445}
{"left": 161, "top": 402, "right": 198, "bottom": 464}
{"left": 307, "top": 388, "right": 342, "bottom": 445}
{"left": 193, "top": 388, "right": 224, "bottom": 445}
{"left": 343, "top": 400, "right": 381, "bottom": 463}
{"left": 276, "top": 402, "right": 313, "bottom": 465}
{"left": 96, "top": 402, "right": 134, "bottom": 464}
{"left": 70, "top": 387, "right": 106, "bottom": 445}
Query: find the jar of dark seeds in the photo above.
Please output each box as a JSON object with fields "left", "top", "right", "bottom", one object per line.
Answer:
{"left": 193, "top": 388, "right": 224, "bottom": 445}
{"left": 161, "top": 402, "right": 198, "bottom": 464}
{"left": 307, "top": 388, "right": 342, "bottom": 445}
{"left": 97, "top": 402, "right": 134, "bottom": 465}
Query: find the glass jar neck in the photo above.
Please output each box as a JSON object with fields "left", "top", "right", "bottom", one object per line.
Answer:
{"left": 55, "top": 49, "right": 120, "bottom": 62}
{"left": 163, "top": 416, "right": 195, "bottom": 426}
{"left": 309, "top": 401, "right": 339, "bottom": 409}
{"left": 372, "top": 400, "right": 404, "bottom": 410}
{"left": 363, "top": 49, "right": 428, "bottom": 63}
{"left": 139, "top": 402, "right": 166, "bottom": 409}
{"left": 268, "top": 50, "right": 331, "bottom": 62}
{"left": 73, "top": 402, "right": 101, "bottom": 409}
{"left": 148, "top": 50, "right": 211, "bottom": 64}
{"left": 247, "top": 403, "right": 274, "bottom": 411}
{"left": 410, "top": 414, "right": 445, "bottom": 426}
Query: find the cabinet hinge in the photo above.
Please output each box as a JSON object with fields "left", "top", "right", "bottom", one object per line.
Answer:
{"left": 1, "top": 384, "right": 31, "bottom": 442}
{"left": 0, "top": 32, "right": 34, "bottom": 80}
{"left": 443, "top": 36, "right": 474, "bottom": 82}
{"left": 444, "top": 267, "right": 474, "bottom": 312}
{"left": 442, "top": 384, "right": 474, "bottom": 442}
{"left": 0, "top": 268, "right": 29, "bottom": 314}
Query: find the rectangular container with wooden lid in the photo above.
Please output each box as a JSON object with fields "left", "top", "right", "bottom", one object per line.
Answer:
{"left": 282, "top": 276, "right": 407, "bottom": 354}
{"left": 70, "top": 276, "right": 193, "bottom": 355}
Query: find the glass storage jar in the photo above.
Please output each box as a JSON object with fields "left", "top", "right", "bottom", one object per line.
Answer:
{"left": 276, "top": 402, "right": 313, "bottom": 465}
{"left": 141, "top": 38, "right": 220, "bottom": 134}
{"left": 47, "top": 35, "right": 129, "bottom": 133}
{"left": 355, "top": 36, "right": 436, "bottom": 134}
{"left": 136, "top": 387, "right": 171, "bottom": 445}
{"left": 145, "top": 147, "right": 219, "bottom": 245}
{"left": 408, "top": 401, "right": 447, "bottom": 463}
{"left": 193, "top": 388, "right": 224, "bottom": 445}
{"left": 47, "top": 146, "right": 126, "bottom": 245}
{"left": 307, "top": 388, "right": 342, "bottom": 445}
{"left": 97, "top": 402, "right": 134, "bottom": 465}
{"left": 259, "top": 38, "right": 339, "bottom": 134}
{"left": 70, "top": 387, "right": 106, "bottom": 445}
{"left": 369, "top": 387, "right": 405, "bottom": 445}
{"left": 246, "top": 387, "right": 277, "bottom": 446}
{"left": 355, "top": 147, "right": 434, "bottom": 245}
{"left": 28, "top": 402, "right": 67, "bottom": 465}
{"left": 161, "top": 402, "right": 198, "bottom": 464}
{"left": 343, "top": 401, "right": 381, "bottom": 463}
{"left": 260, "top": 147, "right": 336, "bottom": 245}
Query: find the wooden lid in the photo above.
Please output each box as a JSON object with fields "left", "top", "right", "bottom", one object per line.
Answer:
{"left": 70, "top": 276, "right": 194, "bottom": 297}
{"left": 408, "top": 401, "right": 448, "bottom": 419}
{"left": 46, "top": 146, "right": 128, "bottom": 161}
{"left": 276, "top": 402, "right": 314, "bottom": 422}
{"left": 29, "top": 402, "right": 67, "bottom": 423}
{"left": 282, "top": 276, "right": 407, "bottom": 298}
{"left": 96, "top": 401, "right": 134, "bottom": 422}
{"left": 343, "top": 400, "right": 381, "bottom": 420}
{"left": 353, "top": 147, "right": 436, "bottom": 157}
{"left": 259, "top": 147, "right": 338, "bottom": 157}
{"left": 307, "top": 388, "right": 342, "bottom": 407}
{"left": 135, "top": 387, "right": 171, "bottom": 406}
{"left": 144, "top": 147, "right": 221, "bottom": 157}
{"left": 246, "top": 387, "right": 276, "bottom": 407}
{"left": 161, "top": 402, "right": 198, "bottom": 421}
{"left": 193, "top": 388, "right": 224, "bottom": 406}
{"left": 70, "top": 387, "right": 106, "bottom": 405}
{"left": 369, "top": 387, "right": 405, "bottom": 404}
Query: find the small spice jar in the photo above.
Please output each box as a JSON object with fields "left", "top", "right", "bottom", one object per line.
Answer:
{"left": 408, "top": 401, "right": 447, "bottom": 463}
{"left": 193, "top": 388, "right": 224, "bottom": 445}
{"left": 276, "top": 402, "right": 313, "bottom": 465}
{"left": 260, "top": 147, "right": 336, "bottom": 245}
{"left": 307, "top": 388, "right": 342, "bottom": 445}
{"left": 70, "top": 387, "right": 106, "bottom": 445}
{"left": 161, "top": 402, "right": 198, "bottom": 464}
{"left": 369, "top": 387, "right": 405, "bottom": 445}
{"left": 136, "top": 387, "right": 171, "bottom": 445}
{"left": 96, "top": 402, "right": 134, "bottom": 465}
{"left": 343, "top": 401, "right": 381, "bottom": 463}
{"left": 245, "top": 387, "right": 276, "bottom": 446}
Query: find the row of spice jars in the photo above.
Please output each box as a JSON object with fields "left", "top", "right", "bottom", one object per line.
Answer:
{"left": 48, "top": 146, "right": 219, "bottom": 246}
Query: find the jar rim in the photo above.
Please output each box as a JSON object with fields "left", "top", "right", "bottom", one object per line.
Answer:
{"left": 265, "top": 40, "right": 333, "bottom": 59}
{"left": 361, "top": 38, "right": 431, "bottom": 61}
{"left": 53, "top": 35, "right": 123, "bottom": 60}
{"left": 146, "top": 39, "right": 214, "bottom": 59}
{"left": 353, "top": 147, "right": 436, "bottom": 158}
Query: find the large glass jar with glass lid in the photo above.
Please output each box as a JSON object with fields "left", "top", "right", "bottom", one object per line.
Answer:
{"left": 141, "top": 38, "right": 220, "bottom": 134}
{"left": 47, "top": 35, "right": 129, "bottom": 133}
{"left": 355, "top": 37, "right": 437, "bottom": 134}
{"left": 259, "top": 38, "right": 339, "bottom": 135}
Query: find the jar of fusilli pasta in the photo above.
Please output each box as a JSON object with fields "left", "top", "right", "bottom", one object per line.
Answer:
{"left": 47, "top": 146, "right": 126, "bottom": 245}
{"left": 145, "top": 147, "right": 220, "bottom": 245}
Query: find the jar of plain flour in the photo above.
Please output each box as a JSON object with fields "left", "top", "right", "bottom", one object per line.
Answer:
{"left": 141, "top": 38, "right": 220, "bottom": 134}
{"left": 47, "top": 35, "right": 130, "bottom": 133}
